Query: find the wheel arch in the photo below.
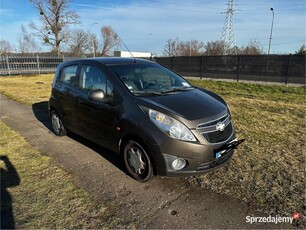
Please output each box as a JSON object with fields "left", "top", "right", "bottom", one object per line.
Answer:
{"left": 119, "top": 133, "right": 157, "bottom": 176}
{"left": 49, "top": 106, "right": 65, "bottom": 125}
{"left": 48, "top": 105, "right": 57, "bottom": 116}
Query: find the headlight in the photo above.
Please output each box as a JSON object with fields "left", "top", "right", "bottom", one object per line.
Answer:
{"left": 149, "top": 109, "right": 196, "bottom": 142}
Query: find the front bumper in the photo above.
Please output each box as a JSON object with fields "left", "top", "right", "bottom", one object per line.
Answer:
{"left": 159, "top": 137, "right": 241, "bottom": 176}
{"left": 147, "top": 130, "right": 244, "bottom": 176}
{"left": 162, "top": 148, "right": 234, "bottom": 176}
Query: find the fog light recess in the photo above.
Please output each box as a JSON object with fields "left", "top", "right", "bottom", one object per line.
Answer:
{"left": 172, "top": 158, "right": 186, "bottom": 170}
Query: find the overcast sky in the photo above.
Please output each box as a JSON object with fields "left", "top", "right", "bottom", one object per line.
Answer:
{"left": 0, "top": 0, "right": 305, "bottom": 55}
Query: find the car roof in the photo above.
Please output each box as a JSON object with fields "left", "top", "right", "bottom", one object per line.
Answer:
{"left": 63, "top": 57, "right": 155, "bottom": 66}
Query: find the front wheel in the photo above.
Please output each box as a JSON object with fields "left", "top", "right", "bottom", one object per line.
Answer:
{"left": 51, "top": 110, "right": 67, "bottom": 136}
{"left": 123, "top": 140, "right": 154, "bottom": 182}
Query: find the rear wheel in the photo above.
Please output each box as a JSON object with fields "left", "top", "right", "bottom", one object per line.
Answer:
{"left": 123, "top": 140, "right": 153, "bottom": 182}
{"left": 51, "top": 110, "right": 67, "bottom": 136}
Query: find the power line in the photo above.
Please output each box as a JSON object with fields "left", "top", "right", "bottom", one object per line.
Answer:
{"left": 72, "top": 2, "right": 221, "bottom": 14}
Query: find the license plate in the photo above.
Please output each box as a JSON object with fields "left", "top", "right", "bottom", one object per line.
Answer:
{"left": 215, "top": 150, "right": 226, "bottom": 159}
{"left": 214, "top": 138, "right": 245, "bottom": 159}
{"left": 215, "top": 152, "right": 221, "bottom": 159}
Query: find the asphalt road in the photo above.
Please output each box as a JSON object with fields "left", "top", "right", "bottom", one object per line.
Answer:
{"left": 0, "top": 94, "right": 291, "bottom": 229}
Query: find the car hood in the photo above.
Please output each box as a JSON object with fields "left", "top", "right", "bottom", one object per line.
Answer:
{"left": 138, "top": 88, "right": 228, "bottom": 122}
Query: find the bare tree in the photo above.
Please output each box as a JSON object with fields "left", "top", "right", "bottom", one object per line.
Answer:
{"left": 29, "top": 0, "right": 80, "bottom": 56}
{"left": 0, "top": 40, "right": 13, "bottom": 55}
{"left": 163, "top": 38, "right": 180, "bottom": 57}
{"left": 204, "top": 40, "right": 226, "bottom": 56}
{"left": 68, "top": 29, "right": 92, "bottom": 57}
{"left": 18, "top": 25, "right": 29, "bottom": 54}
{"left": 240, "top": 38, "right": 263, "bottom": 55}
{"left": 92, "top": 34, "right": 99, "bottom": 57}
{"left": 295, "top": 44, "right": 306, "bottom": 55}
{"left": 18, "top": 25, "right": 41, "bottom": 55}
{"left": 163, "top": 38, "right": 265, "bottom": 56}
{"left": 189, "top": 39, "right": 205, "bottom": 56}
{"left": 177, "top": 41, "right": 186, "bottom": 56}
{"left": 99, "top": 25, "right": 120, "bottom": 56}
{"left": 163, "top": 38, "right": 204, "bottom": 56}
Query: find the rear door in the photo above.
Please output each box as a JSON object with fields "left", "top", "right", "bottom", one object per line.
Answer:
{"left": 53, "top": 64, "right": 79, "bottom": 130}
{"left": 74, "top": 63, "right": 120, "bottom": 151}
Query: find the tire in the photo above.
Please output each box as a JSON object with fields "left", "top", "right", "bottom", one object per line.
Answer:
{"left": 51, "top": 110, "right": 67, "bottom": 136}
{"left": 123, "top": 140, "right": 154, "bottom": 182}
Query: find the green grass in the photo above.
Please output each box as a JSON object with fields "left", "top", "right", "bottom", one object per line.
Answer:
{"left": 0, "top": 74, "right": 305, "bottom": 222}
{"left": 0, "top": 121, "right": 123, "bottom": 228}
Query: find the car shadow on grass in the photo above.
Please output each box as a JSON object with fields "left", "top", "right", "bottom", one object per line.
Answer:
{"left": 32, "top": 101, "right": 127, "bottom": 175}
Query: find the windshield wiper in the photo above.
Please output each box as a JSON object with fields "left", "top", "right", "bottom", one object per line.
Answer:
{"left": 161, "top": 86, "right": 194, "bottom": 94}
{"left": 133, "top": 90, "right": 163, "bottom": 96}
{"left": 133, "top": 86, "right": 194, "bottom": 96}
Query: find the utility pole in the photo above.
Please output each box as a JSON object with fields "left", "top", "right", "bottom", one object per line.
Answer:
{"left": 91, "top": 23, "right": 98, "bottom": 57}
{"left": 147, "top": 33, "right": 152, "bottom": 53}
{"left": 221, "top": 0, "right": 236, "bottom": 55}
{"left": 266, "top": 8, "right": 274, "bottom": 71}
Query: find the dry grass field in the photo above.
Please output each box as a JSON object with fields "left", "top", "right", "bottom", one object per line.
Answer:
{"left": 0, "top": 74, "right": 54, "bottom": 105}
{"left": 0, "top": 121, "right": 122, "bottom": 228}
{"left": 0, "top": 74, "right": 305, "bottom": 222}
{"left": 189, "top": 79, "right": 305, "bottom": 220}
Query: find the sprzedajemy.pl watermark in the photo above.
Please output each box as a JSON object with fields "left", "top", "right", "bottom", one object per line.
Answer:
{"left": 246, "top": 212, "right": 300, "bottom": 225}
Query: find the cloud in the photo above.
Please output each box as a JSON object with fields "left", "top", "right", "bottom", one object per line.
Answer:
{"left": 0, "top": 8, "right": 15, "bottom": 18}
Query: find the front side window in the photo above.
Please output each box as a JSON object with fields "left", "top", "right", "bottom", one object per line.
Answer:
{"left": 109, "top": 63, "right": 193, "bottom": 95}
{"left": 60, "top": 65, "right": 78, "bottom": 85}
{"left": 79, "top": 65, "right": 107, "bottom": 92}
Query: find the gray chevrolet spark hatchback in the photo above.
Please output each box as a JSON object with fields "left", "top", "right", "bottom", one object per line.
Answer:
{"left": 49, "top": 57, "right": 244, "bottom": 182}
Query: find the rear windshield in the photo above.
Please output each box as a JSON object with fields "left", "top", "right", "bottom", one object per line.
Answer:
{"left": 108, "top": 63, "right": 193, "bottom": 95}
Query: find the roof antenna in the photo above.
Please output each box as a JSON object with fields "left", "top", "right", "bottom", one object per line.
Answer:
{"left": 115, "top": 32, "right": 136, "bottom": 63}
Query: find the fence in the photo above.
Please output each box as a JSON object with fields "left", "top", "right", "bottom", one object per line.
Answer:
{"left": 1, "top": 54, "right": 305, "bottom": 84}
{"left": 155, "top": 54, "right": 305, "bottom": 84}
{"left": 0, "top": 55, "right": 78, "bottom": 76}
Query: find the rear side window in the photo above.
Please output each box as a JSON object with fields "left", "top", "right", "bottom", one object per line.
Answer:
{"left": 60, "top": 65, "right": 78, "bottom": 85}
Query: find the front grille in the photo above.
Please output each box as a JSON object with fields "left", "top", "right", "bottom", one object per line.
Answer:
{"left": 197, "top": 114, "right": 229, "bottom": 129}
{"left": 202, "top": 123, "right": 233, "bottom": 143}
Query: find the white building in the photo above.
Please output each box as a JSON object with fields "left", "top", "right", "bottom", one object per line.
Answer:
{"left": 114, "top": 51, "right": 153, "bottom": 58}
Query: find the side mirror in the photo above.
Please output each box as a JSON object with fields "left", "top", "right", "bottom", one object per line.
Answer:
{"left": 88, "top": 89, "right": 105, "bottom": 102}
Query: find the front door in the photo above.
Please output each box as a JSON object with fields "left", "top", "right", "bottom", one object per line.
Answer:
{"left": 75, "top": 64, "right": 120, "bottom": 151}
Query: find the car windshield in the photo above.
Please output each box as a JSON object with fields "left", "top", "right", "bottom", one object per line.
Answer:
{"left": 108, "top": 63, "right": 193, "bottom": 96}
